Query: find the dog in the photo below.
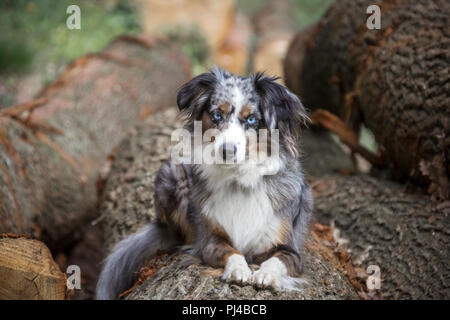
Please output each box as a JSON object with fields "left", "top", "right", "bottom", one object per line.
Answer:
{"left": 96, "top": 67, "right": 313, "bottom": 299}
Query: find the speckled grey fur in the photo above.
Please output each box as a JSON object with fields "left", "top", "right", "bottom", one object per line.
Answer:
{"left": 96, "top": 67, "right": 313, "bottom": 299}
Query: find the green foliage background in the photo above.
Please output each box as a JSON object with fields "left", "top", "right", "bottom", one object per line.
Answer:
{"left": 0, "top": 0, "right": 140, "bottom": 74}
{"left": 1, "top": 0, "right": 375, "bottom": 158}
{"left": 0, "top": 0, "right": 335, "bottom": 74}
{"left": 0, "top": 0, "right": 336, "bottom": 107}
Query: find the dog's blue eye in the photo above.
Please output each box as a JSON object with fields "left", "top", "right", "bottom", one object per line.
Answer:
{"left": 212, "top": 110, "right": 222, "bottom": 121}
{"left": 247, "top": 116, "right": 256, "bottom": 125}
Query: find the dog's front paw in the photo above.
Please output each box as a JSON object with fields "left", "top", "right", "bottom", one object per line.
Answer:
{"left": 253, "top": 268, "right": 278, "bottom": 288}
{"left": 252, "top": 257, "right": 306, "bottom": 291}
{"left": 253, "top": 258, "right": 284, "bottom": 288}
{"left": 222, "top": 254, "right": 252, "bottom": 284}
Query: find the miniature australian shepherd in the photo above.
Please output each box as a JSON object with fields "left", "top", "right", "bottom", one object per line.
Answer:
{"left": 96, "top": 67, "right": 313, "bottom": 299}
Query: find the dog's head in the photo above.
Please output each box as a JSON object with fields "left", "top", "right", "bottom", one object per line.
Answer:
{"left": 177, "top": 67, "right": 308, "bottom": 165}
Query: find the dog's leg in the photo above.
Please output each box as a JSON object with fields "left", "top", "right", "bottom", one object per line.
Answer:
{"left": 201, "top": 233, "right": 252, "bottom": 284}
{"left": 252, "top": 245, "right": 306, "bottom": 291}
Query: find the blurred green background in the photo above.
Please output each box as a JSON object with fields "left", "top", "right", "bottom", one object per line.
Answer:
{"left": 237, "top": 0, "right": 334, "bottom": 26}
{"left": 0, "top": 1, "right": 334, "bottom": 73}
{"left": 0, "top": 0, "right": 375, "bottom": 170}
{"left": 0, "top": 0, "right": 139, "bottom": 74}
{"left": 0, "top": 0, "right": 335, "bottom": 107}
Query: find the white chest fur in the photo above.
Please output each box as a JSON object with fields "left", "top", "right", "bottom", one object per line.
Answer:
{"left": 202, "top": 180, "right": 281, "bottom": 256}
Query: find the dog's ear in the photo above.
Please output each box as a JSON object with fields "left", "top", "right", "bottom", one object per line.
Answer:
{"left": 253, "top": 72, "right": 309, "bottom": 156}
{"left": 177, "top": 71, "right": 217, "bottom": 122}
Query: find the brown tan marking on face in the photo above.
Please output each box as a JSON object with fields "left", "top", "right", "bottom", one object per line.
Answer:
{"left": 239, "top": 104, "right": 255, "bottom": 119}
{"left": 201, "top": 103, "right": 232, "bottom": 134}
{"left": 218, "top": 103, "right": 232, "bottom": 114}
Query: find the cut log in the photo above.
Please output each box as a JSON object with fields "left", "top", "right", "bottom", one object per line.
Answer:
{"left": 284, "top": 0, "right": 450, "bottom": 199}
{"left": 0, "top": 36, "right": 191, "bottom": 247}
{"left": 99, "top": 108, "right": 359, "bottom": 299}
{"left": 312, "top": 174, "right": 450, "bottom": 299}
{"left": 0, "top": 235, "right": 68, "bottom": 299}
{"left": 124, "top": 238, "right": 358, "bottom": 300}
{"left": 252, "top": 0, "right": 297, "bottom": 78}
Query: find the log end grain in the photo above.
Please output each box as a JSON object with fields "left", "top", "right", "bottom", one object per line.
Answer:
{"left": 0, "top": 236, "right": 68, "bottom": 300}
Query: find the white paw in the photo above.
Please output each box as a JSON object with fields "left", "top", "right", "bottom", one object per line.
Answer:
{"left": 222, "top": 254, "right": 252, "bottom": 284}
{"left": 253, "top": 268, "right": 278, "bottom": 287}
{"left": 252, "top": 257, "right": 307, "bottom": 291}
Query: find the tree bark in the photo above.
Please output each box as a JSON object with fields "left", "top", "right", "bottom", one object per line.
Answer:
{"left": 0, "top": 235, "right": 68, "bottom": 299}
{"left": 99, "top": 108, "right": 359, "bottom": 300}
{"left": 312, "top": 174, "right": 450, "bottom": 299}
{"left": 0, "top": 36, "right": 191, "bottom": 247}
{"left": 123, "top": 239, "right": 358, "bottom": 300}
{"left": 284, "top": 0, "right": 450, "bottom": 199}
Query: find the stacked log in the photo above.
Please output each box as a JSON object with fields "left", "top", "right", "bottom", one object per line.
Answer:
{"left": 0, "top": 36, "right": 191, "bottom": 247}
{"left": 0, "top": 235, "right": 68, "bottom": 299}
{"left": 312, "top": 174, "right": 450, "bottom": 299}
{"left": 284, "top": 0, "right": 450, "bottom": 199}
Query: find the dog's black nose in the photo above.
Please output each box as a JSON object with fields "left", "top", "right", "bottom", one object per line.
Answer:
{"left": 221, "top": 143, "right": 237, "bottom": 161}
